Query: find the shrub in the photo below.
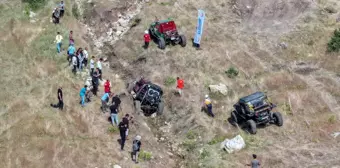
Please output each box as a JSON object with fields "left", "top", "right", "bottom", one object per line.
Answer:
{"left": 72, "top": 3, "right": 80, "bottom": 19}
{"left": 22, "top": 0, "right": 46, "bottom": 11}
{"left": 327, "top": 29, "right": 340, "bottom": 52}
{"left": 131, "top": 18, "right": 141, "bottom": 28}
{"left": 208, "top": 135, "right": 226, "bottom": 145}
{"left": 225, "top": 67, "right": 239, "bottom": 78}
{"left": 328, "top": 115, "right": 337, "bottom": 124}
{"left": 186, "top": 130, "right": 198, "bottom": 140}
{"left": 139, "top": 150, "right": 152, "bottom": 161}
{"left": 107, "top": 126, "right": 118, "bottom": 133}
{"left": 182, "top": 140, "right": 197, "bottom": 152}
{"left": 199, "top": 148, "right": 210, "bottom": 159}
{"left": 164, "top": 77, "right": 176, "bottom": 86}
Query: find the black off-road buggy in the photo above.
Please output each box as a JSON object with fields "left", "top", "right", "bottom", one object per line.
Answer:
{"left": 230, "top": 92, "right": 283, "bottom": 134}
{"left": 127, "top": 78, "right": 164, "bottom": 116}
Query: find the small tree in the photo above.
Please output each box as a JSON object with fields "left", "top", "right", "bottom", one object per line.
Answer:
{"left": 327, "top": 29, "right": 340, "bottom": 52}
{"left": 225, "top": 67, "right": 239, "bottom": 78}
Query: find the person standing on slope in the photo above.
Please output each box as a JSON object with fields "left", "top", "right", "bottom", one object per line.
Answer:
{"left": 202, "top": 94, "right": 214, "bottom": 117}
{"left": 83, "top": 47, "right": 89, "bottom": 68}
{"left": 176, "top": 77, "right": 184, "bottom": 96}
{"left": 50, "top": 86, "right": 63, "bottom": 110}
{"left": 132, "top": 135, "right": 142, "bottom": 164}
{"left": 89, "top": 56, "right": 95, "bottom": 76}
{"left": 143, "top": 30, "right": 150, "bottom": 49}
{"left": 54, "top": 32, "right": 63, "bottom": 53}
{"left": 118, "top": 121, "right": 128, "bottom": 150}
{"left": 246, "top": 154, "right": 261, "bottom": 168}
{"left": 67, "top": 44, "right": 76, "bottom": 65}
{"left": 79, "top": 85, "right": 87, "bottom": 107}
{"left": 97, "top": 58, "right": 103, "bottom": 81}
{"left": 72, "top": 55, "right": 77, "bottom": 74}
{"left": 59, "top": 1, "right": 65, "bottom": 18}
{"left": 104, "top": 79, "right": 111, "bottom": 93}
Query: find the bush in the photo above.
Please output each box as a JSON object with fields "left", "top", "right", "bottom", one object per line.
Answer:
{"left": 72, "top": 3, "right": 80, "bottom": 19}
{"left": 131, "top": 18, "right": 141, "bottom": 28}
{"left": 139, "top": 150, "right": 152, "bottom": 161}
{"left": 327, "top": 29, "right": 340, "bottom": 52}
{"left": 328, "top": 115, "right": 337, "bottom": 124}
{"left": 225, "top": 67, "right": 239, "bottom": 78}
{"left": 107, "top": 126, "right": 118, "bottom": 133}
{"left": 22, "top": 0, "right": 46, "bottom": 11}
{"left": 208, "top": 135, "right": 226, "bottom": 145}
{"left": 182, "top": 140, "right": 197, "bottom": 152}
{"left": 199, "top": 148, "right": 210, "bottom": 160}
{"left": 164, "top": 77, "right": 176, "bottom": 86}
{"left": 186, "top": 130, "right": 199, "bottom": 140}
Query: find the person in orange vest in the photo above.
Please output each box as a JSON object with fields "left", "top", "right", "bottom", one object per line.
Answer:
{"left": 143, "top": 30, "right": 151, "bottom": 49}
{"left": 176, "top": 77, "right": 184, "bottom": 96}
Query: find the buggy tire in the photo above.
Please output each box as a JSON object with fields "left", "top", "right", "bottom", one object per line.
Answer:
{"left": 231, "top": 111, "right": 238, "bottom": 126}
{"left": 272, "top": 112, "right": 283, "bottom": 126}
{"left": 246, "top": 120, "right": 257, "bottom": 134}
{"left": 158, "top": 38, "right": 166, "bottom": 49}
{"left": 179, "top": 35, "right": 186, "bottom": 47}
{"left": 157, "top": 101, "right": 164, "bottom": 115}
{"left": 134, "top": 100, "right": 142, "bottom": 114}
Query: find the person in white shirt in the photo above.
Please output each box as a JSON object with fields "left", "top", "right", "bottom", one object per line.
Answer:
{"left": 97, "top": 58, "right": 103, "bottom": 80}
{"left": 54, "top": 32, "right": 63, "bottom": 53}
{"left": 90, "top": 56, "right": 95, "bottom": 76}
{"left": 83, "top": 47, "right": 89, "bottom": 67}
{"left": 72, "top": 55, "right": 77, "bottom": 75}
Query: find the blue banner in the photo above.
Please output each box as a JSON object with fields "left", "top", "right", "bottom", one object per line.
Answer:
{"left": 194, "top": 10, "right": 205, "bottom": 44}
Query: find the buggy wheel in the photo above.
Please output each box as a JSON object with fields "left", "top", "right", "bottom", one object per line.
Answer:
{"left": 134, "top": 100, "right": 142, "bottom": 114}
{"left": 179, "top": 35, "right": 186, "bottom": 47}
{"left": 231, "top": 111, "right": 238, "bottom": 126}
{"left": 246, "top": 120, "right": 257, "bottom": 134}
{"left": 158, "top": 38, "right": 166, "bottom": 49}
{"left": 157, "top": 101, "right": 164, "bottom": 115}
{"left": 272, "top": 112, "right": 283, "bottom": 126}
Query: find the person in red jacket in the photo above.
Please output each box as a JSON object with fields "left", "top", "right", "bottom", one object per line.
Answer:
{"left": 104, "top": 79, "right": 111, "bottom": 93}
{"left": 143, "top": 30, "right": 151, "bottom": 49}
{"left": 176, "top": 77, "right": 184, "bottom": 96}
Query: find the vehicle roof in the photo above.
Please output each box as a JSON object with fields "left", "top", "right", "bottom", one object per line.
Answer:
{"left": 239, "top": 92, "right": 266, "bottom": 103}
{"left": 158, "top": 19, "right": 173, "bottom": 24}
{"left": 146, "top": 83, "right": 163, "bottom": 95}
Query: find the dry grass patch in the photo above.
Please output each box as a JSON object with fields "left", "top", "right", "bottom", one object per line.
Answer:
{"left": 264, "top": 72, "right": 307, "bottom": 91}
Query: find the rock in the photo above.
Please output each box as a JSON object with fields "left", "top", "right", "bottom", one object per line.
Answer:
{"left": 151, "top": 113, "right": 157, "bottom": 118}
{"left": 220, "top": 135, "right": 245, "bottom": 153}
{"left": 167, "top": 152, "right": 173, "bottom": 156}
{"left": 160, "top": 137, "right": 165, "bottom": 141}
{"left": 331, "top": 132, "right": 340, "bottom": 138}
{"left": 208, "top": 83, "right": 228, "bottom": 95}
{"left": 278, "top": 42, "right": 288, "bottom": 49}
{"left": 29, "top": 11, "right": 36, "bottom": 18}
{"left": 325, "top": 6, "right": 337, "bottom": 14}
{"left": 113, "top": 165, "right": 121, "bottom": 168}
{"left": 118, "top": 18, "right": 129, "bottom": 27}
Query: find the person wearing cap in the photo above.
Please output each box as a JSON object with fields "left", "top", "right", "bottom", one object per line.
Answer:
{"left": 132, "top": 135, "right": 142, "bottom": 163}
{"left": 202, "top": 94, "right": 214, "bottom": 117}
{"left": 143, "top": 30, "right": 150, "bottom": 49}
{"left": 79, "top": 85, "right": 88, "bottom": 107}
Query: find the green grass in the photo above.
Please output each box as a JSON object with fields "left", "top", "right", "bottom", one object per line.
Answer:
{"left": 327, "top": 29, "right": 340, "bottom": 52}
{"left": 22, "top": 0, "right": 47, "bottom": 11}
{"left": 225, "top": 67, "right": 239, "bottom": 78}
{"left": 72, "top": 3, "right": 80, "bottom": 19}
{"left": 199, "top": 148, "right": 210, "bottom": 159}
{"left": 138, "top": 150, "right": 152, "bottom": 161}
{"left": 328, "top": 115, "right": 337, "bottom": 124}
{"left": 164, "top": 76, "right": 176, "bottom": 86}
{"left": 186, "top": 130, "right": 199, "bottom": 140}
{"left": 182, "top": 140, "right": 197, "bottom": 152}
{"left": 107, "top": 126, "right": 118, "bottom": 133}
{"left": 208, "top": 135, "right": 227, "bottom": 145}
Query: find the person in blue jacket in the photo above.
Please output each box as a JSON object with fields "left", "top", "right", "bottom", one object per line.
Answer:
{"left": 79, "top": 85, "right": 87, "bottom": 107}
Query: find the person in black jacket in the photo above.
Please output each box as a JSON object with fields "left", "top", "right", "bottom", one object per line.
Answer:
{"left": 118, "top": 121, "right": 128, "bottom": 150}
{"left": 50, "top": 87, "right": 63, "bottom": 110}
{"left": 132, "top": 135, "right": 142, "bottom": 164}
{"left": 122, "top": 114, "right": 133, "bottom": 139}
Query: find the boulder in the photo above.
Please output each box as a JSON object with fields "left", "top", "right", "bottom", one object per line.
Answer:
{"left": 208, "top": 83, "right": 228, "bottom": 95}
{"left": 113, "top": 165, "right": 121, "bottom": 168}
{"left": 220, "top": 135, "right": 245, "bottom": 153}
{"left": 118, "top": 18, "right": 129, "bottom": 27}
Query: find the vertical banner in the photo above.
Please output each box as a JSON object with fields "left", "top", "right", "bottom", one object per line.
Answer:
{"left": 194, "top": 9, "right": 205, "bottom": 45}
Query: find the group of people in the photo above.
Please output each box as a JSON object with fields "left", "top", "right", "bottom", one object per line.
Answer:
{"left": 52, "top": 1, "right": 65, "bottom": 24}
